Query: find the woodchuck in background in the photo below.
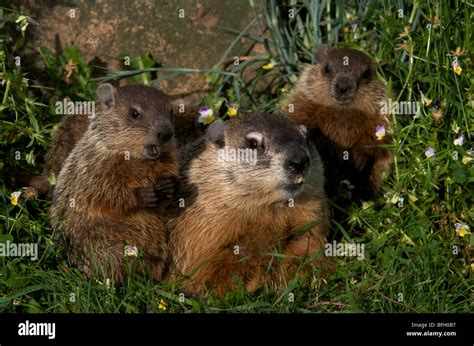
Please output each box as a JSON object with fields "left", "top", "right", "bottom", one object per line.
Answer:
{"left": 29, "top": 112, "right": 90, "bottom": 197}
{"left": 282, "top": 44, "right": 393, "bottom": 201}
{"left": 50, "top": 83, "right": 178, "bottom": 283}
{"left": 167, "top": 112, "right": 329, "bottom": 297}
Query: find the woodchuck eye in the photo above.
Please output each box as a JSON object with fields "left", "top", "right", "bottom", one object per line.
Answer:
{"left": 128, "top": 108, "right": 141, "bottom": 119}
{"left": 324, "top": 63, "right": 331, "bottom": 74}
{"left": 247, "top": 138, "right": 263, "bottom": 150}
{"left": 362, "top": 68, "right": 371, "bottom": 80}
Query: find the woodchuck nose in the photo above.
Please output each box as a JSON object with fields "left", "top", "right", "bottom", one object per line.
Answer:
{"left": 50, "top": 83, "right": 178, "bottom": 283}
{"left": 282, "top": 44, "right": 393, "bottom": 201}
{"left": 167, "top": 112, "right": 329, "bottom": 297}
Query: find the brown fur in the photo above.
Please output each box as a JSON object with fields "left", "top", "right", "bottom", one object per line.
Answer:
{"left": 50, "top": 84, "right": 178, "bottom": 283}
{"left": 170, "top": 105, "right": 202, "bottom": 146}
{"left": 282, "top": 45, "right": 393, "bottom": 200}
{"left": 167, "top": 113, "right": 329, "bottom": 297}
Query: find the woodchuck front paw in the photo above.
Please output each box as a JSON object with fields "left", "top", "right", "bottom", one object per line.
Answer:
{"left": 135, "top": 187, "right": 159, "bottom": 208}
{"left": 154, "top": 177, "right": 177, "bottom": 200}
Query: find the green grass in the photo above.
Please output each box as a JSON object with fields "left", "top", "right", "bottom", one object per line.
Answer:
{"left": 1, "top": 0, "right": 473, "bottom": 313}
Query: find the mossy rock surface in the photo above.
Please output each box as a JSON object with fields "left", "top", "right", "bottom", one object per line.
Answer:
{"left": 15, "top": 0, "right": 255, "bottom": 103}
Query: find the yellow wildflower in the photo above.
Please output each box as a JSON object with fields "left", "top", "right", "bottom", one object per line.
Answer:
{"left": 158, "top": 299, "right": 167, "bottom": 311}
{"left": 390, "top": 193, "right": 400, "bottom": 204}
{"left": 375, "top": 125, "right": 386, "bottom": 141}
{"left": 455, "top": 223, "right": 470, "bottom": 237}
{"left": 421, "top": 93, "right": 432, "bottom": 106}
{"left": 262, "top": 60, "right": 277, "bottom": 70}
{"left": 227, "top": 103, "right": 238, "bottom": 117}
{"left": 197, "top": 107, "right": 215, "bottom": 125}
{"left": 203, "top": 115, "right": 215, "bottom": 125}
{"left": 15, "top": 15, "right": 29, "bottom": 33}
{"left": 124, "top": 245, "right": 138, "bottom": 258}
{"left": 10, "top": 191, "right": 21, "bottom": 206}
{"left": 462, "top": 155, "right": 473, "bottom": 165}
{"left": 451, "top": 122, "right": 460, "bottom": 134}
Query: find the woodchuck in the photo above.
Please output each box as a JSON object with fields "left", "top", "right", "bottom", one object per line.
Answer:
{"left": 30, "top": 90, "right": 200, "bottom": 197}
{"left": 167, "top": 112, "right": 329, "bottom": 297}
{"left": 282, "top": 44, "right": 393, "bottom": 201}
{"left": 50, "top": 83, "right": 178, "bottom": 283}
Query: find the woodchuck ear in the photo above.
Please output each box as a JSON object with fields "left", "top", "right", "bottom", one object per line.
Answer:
{"left": 316, "top": 44, "right": 329, "bottom": 63}
{"left": 96, "top": 83, "right": 117, "bottom": 109}
{"left": 368, "top": 58, "right": 377, "bottom": 71}
{"left": 298, "top": 124, "right": 307, "bottom": 137}
{"left": 205, "top": 119, "right": 225, "bottom": 147}
{"left": 150, "top": 79, "right": 160, "bottom": 91}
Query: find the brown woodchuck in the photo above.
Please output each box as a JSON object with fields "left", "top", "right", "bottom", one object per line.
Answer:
{"left": 170, "top": 105, "right": 203, "bottom": 146}
{"left": 282, "top": 45, "right": 393, "bottom": 201}
{"left": 50, "top": 83, "right": 178, "bottom": 283}
{"left": 31, "top": 91, "right": 199, "bottom": 196}
{"left": 167, "top": 112, "right": 329, "bottom": 297}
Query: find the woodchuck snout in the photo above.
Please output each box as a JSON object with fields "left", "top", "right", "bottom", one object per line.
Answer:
{"left": 50, "top": 83, "right": 179, "bottom": 283}
{"left": 282, "top": 44, "right": 393, "bottom": 201}
{"left": 167, "top": 112, "right": 329, "bottom": 297}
